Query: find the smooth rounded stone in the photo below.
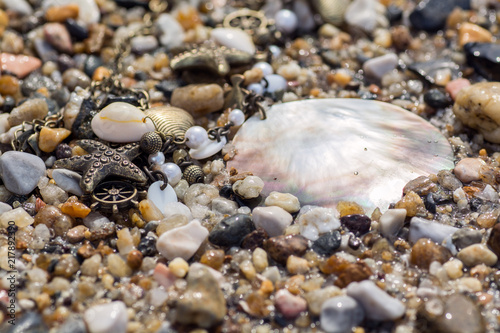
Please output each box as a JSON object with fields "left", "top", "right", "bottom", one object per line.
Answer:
{"left": 147, "top": 181, "right": 178, "bottom": 216}
{"left": 275, "top": 289, "right": 307, "bottom": 319}
{"left": 38, "top": 127, "right": 71, "bottom": 153}
{"left": 409, "top": 0, "right": 466, "bottom": 32}
{"left": 312, "top": 231, "right": 341, "bottom": 256}
{"left": 293, "top": 0, "right": 316, "bottom": 31}
{"left": 131, "top": 35, "right": 158, "bottom": 54}
{"left": 183, "top": 183, "right": 219, "bottom": 209}
{"left": 44, "top": 23, "right": 73, "bottom": 54}
{"left": 91, "top": 102, "right": 155, "bottom": 143}
{"left": 43, "top": 0, "right": 100, "bottom": 25}
{"left": 189, "top": 136, "right": 227, "bottom": 160}
{"left": 464, "top": 42, "right": 500, "bottom": 81}
{"left": 424, "top": 89, "right": 452, "bottom": 108}
{"left": 0, "top": 202, "right": 12, "bottom": 215}
{"left": 84, "top": 301, "right": 127, "bottom": 333}
{"left": 274, "top": 9, "right": 298, "bottom": 34}
{"left": 320, "top": 296, "right": 364, "bottom": 333}
{"left": 345, "top": 0, "right": 387, "bottom": 32}
{"left": 82, "top": 211, "right": 110, "bottom": 230}
{"left": 457, "top": 243, "right": 497, "bottom": 267}
{"left": 296, "top": 206, "right": 340, "bottom": 241}
{"left": 171, "top": 84, "right": 224, "bottom": 118}
{"left": 106, "top": 253, "right": 132, "bottom": 277}
{"left": 0, "top": 207, "right": 33, "bottom": 228}
{"left": 138, "top": 236, "right": 157, "bottom": 257}
{"left": 56, "top": 316, "right": 87, "bottom": 333}
{"left": 379, "top": 208, "right": 406, "bottom": 238}
{"left": 340, "top": 214, "right": 372, "bottom": 237}
{"left": 304, "top": 286, "right": 342, "bottom": 316}
{"left": 62, "top": 68, "right": 90, "bottom": 91}
{"left": 208, "top": 214, "right": 255, "bottom": 247}
{"left": 264, "top": 191, "right": 300, "bottom": 213}
{"left": 363, "top": 53, "right": 398, "bottom": 80}
{"left": 454, "top": 82, "right": 500, "bottom": 143}
{"left": 410, "top": 238, "right": 452, "bottom": 269}
{"left": 176, "top": 265, "right": 226, "bottom": 328}
{"left": 80, "top": 253, "right": 101, "bottom": 276}
{"left": 431, "top": 294, "right": 484, "bottom": 333}
{"left": 228, "top": 99, "right": 454, "bottom": 214}
{"left": 252, "top": 206, "right": 292, "bottom": 237}
{"left": 211, "top": 197, "right": 238, "bottom": 215}
{"left": 437, "top": 169, "right": 463, "bottom": 191}
{"left": 156, "top": 13, "right": 185, "bottom": 48}
{"left": 1, "top": 312, "right": 48, "bottom": 333}
{"left": 346, "top": 280, "right": 405, "bottom": 321}
{"left": 211, "top": 28, "right": 256, "bottom": 55}
{"left": 263, "top": 74, "right": 287, "bottom": 93}
{"left": 452, "top": 228, "right": 482, "bottom": 250}
{"left": 2, "top": 0, "right": 33, "bottom": 15}
{"left": 264, "top": 234, "right": 308, "bottom": 264}
{"left": 0, "top": 151, "right": 46, "bottom": 195}
{"left": 454, "top": 158, "right": 485, "bottom": 183}
{"left": 156, "top": 219, "right": 208, "bottom": 260}
{"left": 8, "top": 98, "right": 48, "bottom": 128}
{"left": 65, "top": 18, "right": 88, "bottom": 41}
{"left": 83, "top": 55, "right": 103, "bottom": 77}
{"left": 459, "top": 23, "right": 492, "bottom": 47}
{"left": 253, "top": 62, "right": 273, "bottom": 76}
{"left": 233, "top": 176, "right": 264, "bottom": 199}
{"left": 409, "top": 217, "right": 459, "bottom": 244}
{"left": 0, "top": 53, "right": 42, "bottom": 79}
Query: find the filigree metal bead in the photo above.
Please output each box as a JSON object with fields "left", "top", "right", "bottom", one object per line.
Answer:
{"left": 183, "top": 165, "right": 204, "bottom": 184}
{"left": 140, "top": 131, "right": 163, "bottom": 155}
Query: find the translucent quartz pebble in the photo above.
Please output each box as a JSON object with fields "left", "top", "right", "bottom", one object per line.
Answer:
{"left": 91, "top": 102, "right": 155, "bottom": 143}
{"left": 228, "top": 99, "right": 454, "bottom": 214}
{"left": 147, "top": 181, "right": 178, "bottom": 216}
{"left": 189, "top": 136, "right": 227, "bottom": 160}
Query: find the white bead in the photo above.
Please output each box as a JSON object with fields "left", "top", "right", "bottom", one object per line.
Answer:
{"left": 248, "top": 83, "right": 264, "bottom": 95}
{"left": 189, "top": 136, "right": 227, "bottom": 160}
{"left": 185, "top": 126, "right": 209, "bottom": 149}
{"left": 229, "top": 109, "right": 245, "bottom": 126}
{"left": 274, "top": 9, "right": 298, "bottom": 34}
{"left": 159, "top": 162, "right": 182, "bottom": 186}
{"left": 253, "top": 62, "right": 273, "bottom": 76}
{"left": 148, "top": 151, "right": 165, "bottom": 166}
{"left": 264, "top": 74, "right": 287, "bottom": 93}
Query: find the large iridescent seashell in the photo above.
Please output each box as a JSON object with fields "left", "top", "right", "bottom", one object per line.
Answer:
{"left": 228, "top": 99, "right": 454, "bottom": 214}
{"left": 145, "top": 106, "right": 195, "bottom": 140}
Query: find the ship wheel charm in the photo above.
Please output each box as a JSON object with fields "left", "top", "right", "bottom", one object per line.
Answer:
{"left": 223, "top": 9, "right": 267, "bottom": 35}
{"left": 90, "top": 181, "right": 139, "bottom": 214}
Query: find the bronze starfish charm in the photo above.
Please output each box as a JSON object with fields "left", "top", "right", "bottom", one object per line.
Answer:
{"left": 53, "top": 139, "right": 147, "bottom": 194}
{"left": 170, "top": 44, "right": 253, "bottom": 76}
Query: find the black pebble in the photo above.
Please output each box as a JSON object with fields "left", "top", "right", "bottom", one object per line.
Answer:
{"left": 58, "top": 54, "right": 77, "bottom": 73}
{"left": 156, "top": 80, "right": 183, "bottom": 99}
{"left": 340, "top": 214, "right": 371, "bottom": 236}
{"left": 138, "top": 236, "right": 158, "bottom": 257}
{"left": 312, "top": 231, "right": 341, "bottom": 256}
{"left": 409, "top": 0, "right": 470, "bottom": 32}
{"left": 208, "top": 214, "right": 255, "bottom": 247}
{"left": 65, "top": 19, "right": 89, "bottom": 41}
{"left": 2, "top": 96, "right": 15, "bottom": 113}
{"left": 386, "top": 5, "right": 403, "bottom": 23}
{"left": 84, "top": 55, "right": 104, "bottom": 78}
{"left": 55, "top": 143, "right": 73, "bottom": 159}
{"left": 464, "top": 42, "right": 500, "bottom": 81}
{"left": 469, "top": 197, "right": 483, "bottom": 212}
{"left": 424, "top": 89, "right": 452, "bottom": 108}
{"left": 219, "top": 185, "right": 235, "bottom": 199}
{"left": 424, "top": 193, "right": 437, "bottom": 214}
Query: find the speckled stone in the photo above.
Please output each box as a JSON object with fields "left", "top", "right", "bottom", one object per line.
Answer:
{"left": 264, "top": 234, "right": 308, "bottom": 264}
{"left": 311, "top": 231, "right": 341, "bottom": 256}
{"left": 208, "top": 214, "right": 255, "bottom": 247}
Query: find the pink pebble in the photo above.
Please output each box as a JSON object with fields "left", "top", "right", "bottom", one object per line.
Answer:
{"left": 153, "top": 263, "right": 177, "bottom": 289}
{"left": 0, "top": 53, "right": 42, "bottom": 79}
{"left": 43, "top": 23, "right": 73, "bottom": 54}
{"left": 274, "top": 289, "right": 307, "bottom": 318}
{"left": 446, "top": 78, "right": 471, "bottom": 100}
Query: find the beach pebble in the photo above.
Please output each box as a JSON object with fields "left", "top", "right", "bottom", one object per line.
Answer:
{"left": 131, "top": 35, "right": 158, "bottom": 54}
{"left": 106, "top": 253, "right": 131, "bottom": 278}
{"left": 277, "top": 62, "right": 301, "bottom": 81}
{"left": 264, "top": 234, "right": 308, "bottom": 264}
{"left": 312, "top": 231, "right": 341, "bottom": 256}
{"left": 44, "top": 23, "right": 73, "bottom": 54}
{"left": 0, "top": 53, "right": 41, "bottom": 79}
{"left": 84, "top": 301, "right": 128, "bottom": 333}
{"left": 211, "top": 197, "right": 238, "bottom": 215}
{"left": 409, "top": 0, "right": 462, "bottom": 32}
{"left": 91, "top": 102, "right": 155, "bottom": 143}
{"left": 233, "top": 176, "right": 264, "bottom": 199}
{"left": 147, "top": 181, "right": 178, "bottom": 216}
{"left": 453, "top": 82, "right": 500, "bottom": 143}
{"left": 431, "top": 294, "right": 484, "bottom": 333}
{"left": 171, "top": 84, "right": 224, "bottom": 118}
{"left": 44, "top": 4, "right": 79, "bottom": 22}
{"left": 0, "top": 202, "right": 12, "bottom": 215}
{"left": 156, "top": 13, "right": 185, "bottom": 49}
{"left": 183, "top": 184, "right": 219, "bottom": 209}
{"left": 156, "top": 219, "right": 208, "bottom": 260}
{"left": 379, "top": 208, "right": 406, "bottom": 237}
{"left": 409, "top": 217, "right": 459, "bottom": 244}
{"left": 208, "top": 214, "right": 255, "bottom": 247}
{"left": 8, "top": 98, "right": 48, "bottom": 127}
{"left": 2, "top": 0, "right": 32, "bottom": 15}
{"left": 363, "top": 53, "right": 398, "bottom": 80}
{"left": 252, "top": 206, "right": 292, "bottom": 237}
{"left": 274, "top": 289, "right": 307, "bottom": 318}
{"left": 296, "top": 206, "right": 340, "bottom": 241}
{"left": 464, "top": 42, "right": 500, "bottom": 81}
{"left": 443, "top": 259, "right": 464, "bottom": 279}
{"left": 211, "top": 28, "right": 255, "bottom": 55}
{"left": 253, "top": 62, "right": 273, "bottom": 76}
{"left": 340, "top": 214, "right": 371, "bottom": 237}
{"left": 153, "top": 263, "right": 177, "bottom": 289}
{"left": 410, "top": 238, "right": 452, "bottom": 269}
{"left": 0, "top": 207, "right": 34, "bottom": 228}
{"left": 487, "top": 223, "right": 500, "bottom": 257}
{"left": 176, "top": 265, "right": 226, "bottom": 328}
{"left": 264, "top": 191, "right": 300, "bottom": 213}
{"left": 304, "top": 286, "right": 342, "bottom": 316}
{"left": 320, "top": 296, "right": 364, "bottom": 333}
{"left": 457, "top": 244, "right": 498, "bottom": 267}
{"left": 454, "top": 158, "right": 485, "bottom": 183}
{"left": 0, "top": 151, "right": 46, "bottom": 195}
{"left": 1, "top": 30, "right": 24, "bottom": 54}
{"left": 38, "top": 127, "right": 71, "bottom": 153}
{"left": 459, "top": 23, "right": 492, "bottom": 47}
{"left": 287, "top": 255, "right": 309, "bottom": 274}
{"left": 446, "top": 78, "right": 471, "bottom": 101}
{"left": 62, "top": 68, "right": 91, "bottom": 91}
{"left": 452, "top": 228, "right": 482, "bottom": 250}
{"left": 43, "top": 0, "right": 100, "bottom": 25}
{"left": 346, "top": 280, "right": 405, "bottom": 321}
{"left": 345, "top": 0, "right": 386, "bottom": 32}
{"left": 52, "top": 169, "right": 83, "bottom": 196}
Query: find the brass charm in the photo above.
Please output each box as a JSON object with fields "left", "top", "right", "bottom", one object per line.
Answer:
{"left": 224, "top": 74, "right": 247, "bottom": 110}
{"left": 90, "top": 181, "right": 139, "bottom": 214}
{"left": 183, "top": 164, "right": 204, "bottom": 185}
{"left": 145, "top": 106, "right": 194, "bottom": 141}
{"left": 223, "top": 9, "right": 268, "bottom": 35}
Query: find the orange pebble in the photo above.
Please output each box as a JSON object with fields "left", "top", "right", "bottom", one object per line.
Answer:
{"left": 60, "top": 201, "right": 91, "bottom": 218}
{"left": 45, "top": 4, "right": 79, "bottom": 22}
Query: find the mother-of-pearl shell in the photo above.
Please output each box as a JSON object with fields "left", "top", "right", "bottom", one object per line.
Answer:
{"left": 91, "top": 102, "right": 155, "bottom": 143}
{"left": 228, "top": 99, "right": 454, "bottom": 214}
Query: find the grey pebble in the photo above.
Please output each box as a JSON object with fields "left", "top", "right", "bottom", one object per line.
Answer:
{"left": 409, "top": 217, "right": 459, "bottom": 244}
{"left": 321, "top": 296, "right": 364, "bottom": 333}
{"left": 452, "top": 228, "right": 482, "bottom": 250}
{"left": 0, "top": 151, "right": 46, "bottom": 195}
{"left": 52, "top": 169, "right": 84, "bottom": 196}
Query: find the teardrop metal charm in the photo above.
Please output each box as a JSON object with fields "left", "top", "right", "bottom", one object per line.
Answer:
{"left": 145, "top": 106, "right": 195, "bottom": 140}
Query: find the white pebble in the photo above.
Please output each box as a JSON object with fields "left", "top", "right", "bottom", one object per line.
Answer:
{"left": 457, "top": 243, "right": 498, "bottom": 267}
{"left": 321, "top": 296, "right": 364, "bottom": 333}
{"left": 233, "top": 176, "right": 264, "bottom": 199}
{"left": 346, "top": 280, "right": 405, "bottom": 321}
{"left": 156, "top": 13, "right": 185, "bottom": 49}
{"left": 163, "top": 201, "right": 192, "bottom": 221}
{"left": 363, "top": 53, "right": 399, "bottom": 80}
{"left": 454, "top": 158, "right": 485, "bottom": 183}
{"left": 52, "top": 169, "right": 83, "bottom": 196}
{"left": 211, "top": 28, "right": 256, "bottom": 55}
{"left": 379, "top": 208, "right": 406, "bottom": 237}
{"left": 229, "top": 109, "right": 245, "bottom": 126}
{"left": 3, "top": 0, "right": 32, "bottom": 15}
{"left": 84, "top": 301, "right": 128, "bottom": 333}
{"left": 274, "top": 9, "right": 298, "bottom": 34}
{"left": 156, "top": 219, "right": 208, "bottom": 260}
{"left": 253, "top": 62, "right": 273, "bottom": 76}
{"left": 159, "top": 162, "right": 182, "bottom": 186}
{"left": 264, "top": 74, "right": 287, "bottom": 93}
{"left": 277, "top": 62, "right": 301, "bottom": 81}
{"left": 264, "top": 191, "right": 300, "bottom": 213}
{"left": 409, "top": 217, "right": 459, "bottom": 244}
{"left": 252, "top": 206, "right": 293, "bottom": 237}
{"left": 296, "top": 206, "right": 340, "bottom": 241}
